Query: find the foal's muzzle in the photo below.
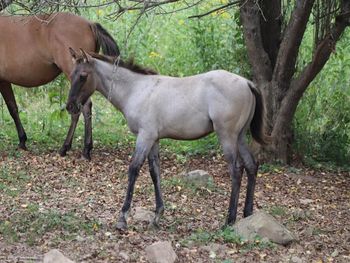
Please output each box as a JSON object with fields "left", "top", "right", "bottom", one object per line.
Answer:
{"left": 66, "top": 101, "right": 81, "bottom": 115}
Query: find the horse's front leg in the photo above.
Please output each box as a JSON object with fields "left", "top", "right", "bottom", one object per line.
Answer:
{"left": 59, "top": 99, "right": 93, "bottom": 160}
{"left": 147, "top": 142, "right": 164, "bottom": 228}
{"left": 0, "top": 82, "right": 27, "bottom": 150}
{"left": 116, "top": 134, "right": 155, "bottom": 231}
{"left": 59, "top": 113, "right": 79, "bottom": 157}
{"left": 82, "top": 99, "right": 93, "bottom": 160}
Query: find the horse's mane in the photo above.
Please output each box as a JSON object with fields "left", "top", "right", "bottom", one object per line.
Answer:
{"left": 89, "top": 52, "right": 158, "bottom": 75}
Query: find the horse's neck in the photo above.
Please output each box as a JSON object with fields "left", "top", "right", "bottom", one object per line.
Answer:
{"left": 95, "top": 61, "right": 141, "bottom": 111}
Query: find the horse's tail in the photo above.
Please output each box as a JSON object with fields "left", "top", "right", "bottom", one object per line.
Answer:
{"left": 90, "top": 23, "right": 120, "bottom": 56}
{"left": 247, "top": 81, "right": 270, "bottom": 145}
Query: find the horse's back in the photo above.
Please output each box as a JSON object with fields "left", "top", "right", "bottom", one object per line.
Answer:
{"left": 0, "top": 13, "right": 97, "bottom": 86}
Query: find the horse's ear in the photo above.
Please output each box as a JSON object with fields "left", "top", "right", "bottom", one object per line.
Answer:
{"left": 80, "top": 48, "right": 92, "bottom": 63}
{"left": 69, "top": 47, "right": 78, "bottom": 61}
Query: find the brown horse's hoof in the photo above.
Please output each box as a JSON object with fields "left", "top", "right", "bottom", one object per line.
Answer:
{"left": 82, "top": 151, "right": 91, "bottom": 161}
{"left": 59, "top": 145, "right": 71, "bottom": 157}
{"left": 18, "top": 144, "right": 27, "bottom": 151}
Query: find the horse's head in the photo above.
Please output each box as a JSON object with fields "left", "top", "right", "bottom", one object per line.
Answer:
{"left": 66, "top": 48, "right": 98, "bottom": 115}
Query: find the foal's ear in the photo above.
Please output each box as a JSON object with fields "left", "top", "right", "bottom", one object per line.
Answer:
{"left": 80, "top": 49, "right": 92, "bottom": 63}
{"left": 69, "top": 47, "right": 78, "bottom": 61}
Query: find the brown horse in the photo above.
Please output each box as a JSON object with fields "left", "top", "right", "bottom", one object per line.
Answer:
{"left": 0, "top": 12, "right": 119, "bottom": 159}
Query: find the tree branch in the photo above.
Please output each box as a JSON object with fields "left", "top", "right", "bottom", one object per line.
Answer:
{"left": 272, "top": 0, "right": 315, "bottom": 91}
{"left": 188, "top": 0, "right": 239, "bottom": 19}
{"left": 239, "top": 0, "right": 273, "bottom": 83}
{"left": 0, "top": 0, "right": 12, "bottom": 11}
{"left": 272, "top": 0, "right": 350, "bottom": 139}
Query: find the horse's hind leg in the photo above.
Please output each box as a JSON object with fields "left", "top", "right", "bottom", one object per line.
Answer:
{"left": 0, "top": 81, "right": 27, "bottom": 149}
{"left": 238, "top": 135, "right": 258, "bottom": 218}
{"left": 147, "top": 141, "right": 164, "bottom": 228}
{"left": 217, "top": 130, "right": 243, "bottom": 225}
{"left": 59, "top": 98, "right": 93, "bottom": 160}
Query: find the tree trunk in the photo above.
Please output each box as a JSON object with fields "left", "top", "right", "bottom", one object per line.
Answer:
{"left": 240, "top": 0, "right": 350, "bottom": 163}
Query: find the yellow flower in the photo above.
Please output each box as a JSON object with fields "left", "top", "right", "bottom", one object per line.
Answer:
{"left": 178, "top": 19, "right": 185, "bottom": 25}
{"left": 96, "top": 9, "right": 104, "bottom": 16}
{"left": 149, "top": 51, "right": 162, "bottom": 58}
{"left": 220, "top": 11, "right": 231, "bottom": 19}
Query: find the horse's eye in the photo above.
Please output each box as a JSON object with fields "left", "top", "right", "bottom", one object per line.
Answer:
{"left": 80, "top": 72, "right": 88, "bottom": 81}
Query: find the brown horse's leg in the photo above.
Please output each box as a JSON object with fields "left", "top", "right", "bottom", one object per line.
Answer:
{"left": 59, "top": 112, "right": 80, "bottom": 157}
{"left": 0, "top": 81, "right": 27, "bottom": 150}
{"left": 82, "top": 99, "right": 93, "bottom": 160}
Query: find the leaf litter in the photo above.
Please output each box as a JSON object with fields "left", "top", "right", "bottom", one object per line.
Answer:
{"left": 0, "top": 147, "right": 349, "bottom": 262}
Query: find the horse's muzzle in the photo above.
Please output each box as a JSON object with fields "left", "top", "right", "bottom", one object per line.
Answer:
{"left": 66, "top": 101, "right": 81, "bottom": 115}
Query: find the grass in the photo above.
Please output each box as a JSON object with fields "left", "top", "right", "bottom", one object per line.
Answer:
{"left": 181, "top": 226, "right": 275, "bottom": 252}
{"left": 0, "top": 204, "right": 100, "bottom": 246}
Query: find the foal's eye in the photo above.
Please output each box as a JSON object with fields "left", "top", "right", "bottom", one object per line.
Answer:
{"left": 80, "top": 72, "right": 88, "bottom": 81}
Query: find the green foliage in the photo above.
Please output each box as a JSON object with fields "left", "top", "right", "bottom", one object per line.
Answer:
{"left": 0, "top": 1, "right": 348, "bottom": 167}
{"left": 295, "top": 30, "right": 350, "bottom": 167}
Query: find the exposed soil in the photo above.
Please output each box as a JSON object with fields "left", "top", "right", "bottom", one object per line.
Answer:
{"left": 0, "top": 147, "right": 349, "bottom": 262}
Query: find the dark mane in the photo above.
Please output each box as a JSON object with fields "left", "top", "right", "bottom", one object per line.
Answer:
{"left": 89, "top": 52, "right": 158, "bottom": 75}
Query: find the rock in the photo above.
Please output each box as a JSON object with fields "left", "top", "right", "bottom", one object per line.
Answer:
{"left": 145, "top": 241, "right": 177, "bottom": 263}
{"left": 119, "top": 251, "right": 130, "bottom": 261}
{"left": 181, "top": 170, "right": 213, "bottom": 187}
{"left": 43, "top": 249, "right": 74, "bottom": 263}
{"left": 234, "top": 211, "right": 296, "bottom": 245}
{"left": 299, "top": 198, "right": 313, "bottom": 205}
{"left": 290, "top": 256, "right": 303, "bottom": 263}
{"left": 132, "top": 207, "right": 155, "bottom": 223}
{"left": 201, "top": 243, "right": 227, "bottom": 258}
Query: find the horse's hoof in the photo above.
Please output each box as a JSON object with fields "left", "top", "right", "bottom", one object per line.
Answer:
{"left": 148, "top": 220, "right": 160, "bottom": 231}
{"left": 82, "top": 153, "right": 91, "bottom": 161}
{"left": 59, "top": 149, "right": 67, "bottom": 157}
{"left": 18, "top": 144, "right": 27, "bottom": 151}
{"left": 116, "top": 221, "right": 128, "bottom": 232}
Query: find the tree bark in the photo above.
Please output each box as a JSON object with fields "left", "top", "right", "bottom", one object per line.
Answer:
{"left": 240, "top": 0, "right": 350, "bottom": 163}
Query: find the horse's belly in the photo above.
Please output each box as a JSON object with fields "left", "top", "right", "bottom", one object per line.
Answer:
{"left": 161, "top": 118, "right": 214, "bottom": 140}
{"left": 1, "top": 63, "right": 60, "bottom": 87}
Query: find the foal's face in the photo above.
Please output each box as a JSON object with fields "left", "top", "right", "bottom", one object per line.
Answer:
{"left": 66, "top": 50, "right": 97, "bottom": 115}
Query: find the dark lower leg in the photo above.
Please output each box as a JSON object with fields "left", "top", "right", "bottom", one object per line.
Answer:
{"left": 148, "top": 143, "right": 164, "bottom": 227}
{"left": 226, "top": 159, "right": 243, "bottom": 225}
{"left": 238, "top": 142, "right": 258, "bottom": 217}
{"left": 82, "top": 100, "right": 93, "bottom": 160}
{"left": 59, "top": 113, "right": 79, "bottom": 156}
{"left": 0, "top": 82, "right": 27, "bottom": 149}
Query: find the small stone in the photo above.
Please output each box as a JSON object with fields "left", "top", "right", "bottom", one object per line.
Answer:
{"left": 181, "top": 170, "right": 213, "bottom": 187}
{"left": 145, "top": 241, "right": 177, "bottom": 263}
{"left": 132, "top": 207, "right": 155, "bottom": 223}
{"left": 119, "top": 251, "right": 130, "bottom": 261}
{"left": 299, "top": 198, "right": 313, "bottom": 205}
{"left": 331, "top": 249, "right": 339, "bottom": 257}
{"left": 43, "top": 249, "right": 74, "bottom": 263}
{"left": 290, "top": 256, "right": 302, "bottom": 263}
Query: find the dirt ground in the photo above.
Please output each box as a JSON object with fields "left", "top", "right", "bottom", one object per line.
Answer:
{"left": 0, "top": 147, "right": 349, "bottom": 262}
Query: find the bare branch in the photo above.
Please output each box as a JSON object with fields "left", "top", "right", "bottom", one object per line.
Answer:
{"left": 188, "top": 0, "right": 239, "bottom": 19}
{"left": 0, "top": 0, "right": 13, "bottom": 11}
{"left": 272, "top": 0, "right": 350, "bottom": 139}
{"left": 272, "top": 0, "right": 315, "bottom": 91}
